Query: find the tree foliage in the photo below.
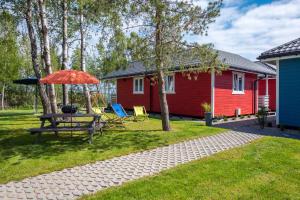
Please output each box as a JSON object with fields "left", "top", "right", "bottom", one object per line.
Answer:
{"left": 0, "top": 11, "right": 22, "bottom": 85}
{"left": 118, "top": 0, "right": 226, "bottom": 130}
{"left": 125, "top": 0, "right": 227, "bottom": 73}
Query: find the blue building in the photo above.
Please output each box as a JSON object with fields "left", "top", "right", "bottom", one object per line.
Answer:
{"left": 258, "top": 38, "right": 300, "bottom": 128}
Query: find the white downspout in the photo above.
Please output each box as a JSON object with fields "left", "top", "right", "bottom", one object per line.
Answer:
{"left": 211, "top": 69, "right": 215, "bottom": 118}
{"left": 266, "top": 74, "right": 269, "bottom": 109}
{"left": 276, "top": 60, "right": 280, "bottom": 125}
{"left": 266, "top": 75, "right": 269, "bottom": 96}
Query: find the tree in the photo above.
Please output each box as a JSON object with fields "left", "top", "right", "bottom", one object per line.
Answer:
{"left": 126, "top": 0, "right": 226, "bottom": 131}
{"left": 98, "top": 31, "right": 148, "bottom": 76}
{"left": 61, "top": 0, "right": 69, "bottom": 105}
{"left": 78, "top": 4, "right": 92, "bottom": 113}
{"left": 37, "top": 0, "right": 58, "bottom": 113}
{"left": 24, "top": 0, "right": 52, "bottom": 114}
{"left": 0, "top": 11, "right": 21, "bottom": 109}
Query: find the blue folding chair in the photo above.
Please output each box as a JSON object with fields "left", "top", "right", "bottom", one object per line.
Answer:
{"left": 111, "top": 103, "right": 133, "bottom": 123}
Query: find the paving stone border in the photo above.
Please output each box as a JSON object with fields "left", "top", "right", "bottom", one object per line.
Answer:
{"left": 0, "top": 130, "right": 263, "bottom": 200}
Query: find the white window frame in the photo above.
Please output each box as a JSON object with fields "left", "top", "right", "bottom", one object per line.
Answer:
{"left": 164, "top": 74, "right": 175, "bottom": 94}
{"left": 133, "top": 77, "right": 144, "bottom": 94}
{"left": 232, "top": 72, "right": 245, "bottom": 94}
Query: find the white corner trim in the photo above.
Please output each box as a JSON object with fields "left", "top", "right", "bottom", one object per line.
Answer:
{"left": 276, "top": 59, "right": 280, "bottom": 125}
{"left": 256, "top": 74, "right": 259, "bottom": 113}
{"left": 211, "top": 69, "right": 215, "bottom": 118}
{"left": 115, "top": 79, "right": 118, "bottom": 103}
{"left": 266, "top": 75, "right": 269, "bottom": 96}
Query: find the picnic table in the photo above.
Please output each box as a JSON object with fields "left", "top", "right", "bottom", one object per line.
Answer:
{"left": 29, "top": 113, "right": 105, "bottom": 144}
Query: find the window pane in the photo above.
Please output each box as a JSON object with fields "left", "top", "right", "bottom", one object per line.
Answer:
{"left": 135, "top": 79, "right": 138, "bottom": 92}
{"left": 238, "top": 77, "right": 243, "bottom": 91}
{"left": 233, "top": 74, "right": 238, "bottom": 91}
{"left": 169, "top": 76, "right": 174, "bottom": 92}
{"left": 139, "top": 79, "right": 143, "bottom": 92}
{"left": 164, "top": 76, "right": 168, "bottom": 92}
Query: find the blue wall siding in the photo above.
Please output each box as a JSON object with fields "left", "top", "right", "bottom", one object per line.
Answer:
{"left": 279, "top": 58, "right": 300, "bottom": 127}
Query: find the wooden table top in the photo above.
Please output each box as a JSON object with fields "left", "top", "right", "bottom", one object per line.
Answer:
{"left": 40, "top": 113, "right": 100, "bottom": 119}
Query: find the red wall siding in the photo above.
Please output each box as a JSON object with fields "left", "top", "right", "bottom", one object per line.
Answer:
{"left": 117, "top": 72, "right": 211, "bottom": 117}
{"left": 117, "top": 77, "right": 151, "bottom": 110}
{"left": 150, "top": 72, "right": 211, "bottom": 117}
{"left": 117, "top": 70, "right": 259, "bottom": 117}
{"left": 214, "top": 71, "right": 257, "bottom": 116}
{"left": 258, "top": 79, "right": 276, "bottom": 111}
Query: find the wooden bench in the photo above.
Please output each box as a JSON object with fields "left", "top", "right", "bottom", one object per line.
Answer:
{"left": 29, "top": 113, "right": 105, "bottom": 144}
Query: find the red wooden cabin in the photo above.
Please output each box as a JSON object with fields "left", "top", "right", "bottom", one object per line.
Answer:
{"left": 103, "top": 50, "right": 276, "bottom": 117}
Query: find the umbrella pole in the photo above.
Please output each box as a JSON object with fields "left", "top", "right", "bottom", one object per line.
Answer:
{"left": 71, "top": 84, "right": 73, "bottom": 137}
{"left": 35, "top": 85, "right": 38, "bottom": 114}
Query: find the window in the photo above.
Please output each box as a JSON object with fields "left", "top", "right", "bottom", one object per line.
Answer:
{"left": 232, "top": 72, "right": 245, "bottom": 94}
{"left": 133, "top": 77, "right": 144, "bottom": 94}
{"left": 164, "top": 75, "right": 175, "bottom": 93}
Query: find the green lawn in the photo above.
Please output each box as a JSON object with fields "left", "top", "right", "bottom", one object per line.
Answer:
{"left": 0, "top": 109, "right": 225, "bottom": 184}
{"left": 83, "top": 137, "right": 300, "bottom": 200}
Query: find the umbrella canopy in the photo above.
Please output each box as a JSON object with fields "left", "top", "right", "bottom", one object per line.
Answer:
{"left": 13, "top": 77, "right": 39, "bottom": 114}
{"left": 40, "top": 70, "right": 99, "bottom": 84}
{"left": 13, "top": 77, "right": 38, "bottom": 85}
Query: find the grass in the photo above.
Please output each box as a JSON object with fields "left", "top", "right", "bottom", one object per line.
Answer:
{"left": 0, "top": 109, "right": 225, "bottom": 184}
{"left": 83, "top": 137, "right": 300, "bottom": 200}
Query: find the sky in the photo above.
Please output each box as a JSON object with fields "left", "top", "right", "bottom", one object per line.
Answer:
{"left": 190, "top": 0, "right": 300, "bottom": 60}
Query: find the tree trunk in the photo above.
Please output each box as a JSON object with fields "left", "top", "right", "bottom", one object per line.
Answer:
{"left": 1, "top": 84, "right": 5, "bottom": 110}
{"left": 79, "top": 8, "right": 92, "bottom": 114}
{"left": 62, "top": 0, "right": 69, "bottom": 105}
{"left": 25, "top": 0, "right": 51, "bottom": 114}
{"left": 35, "top": 3, "right": 46, "bottom": 73}
{"left": 155, "top": 4, "right": 171, "bottom": 131}
{"left": 38, "top": 0, "right": 58, "bottom": 114}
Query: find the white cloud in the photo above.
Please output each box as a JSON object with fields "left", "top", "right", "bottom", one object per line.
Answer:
{"left": 193, "top": 0, "right": 300, "bottom": 60}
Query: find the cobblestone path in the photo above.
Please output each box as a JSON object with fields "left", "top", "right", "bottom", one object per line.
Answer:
{"left": 0, "top": 131, "right": 262, "bottom": 200}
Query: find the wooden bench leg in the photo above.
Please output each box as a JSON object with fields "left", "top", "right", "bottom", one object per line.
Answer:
{"left": 35, "top": 132, "right": 41, "bottom": 143}
{"left": 89, "top": 130, "right": 94, "bottom": 144}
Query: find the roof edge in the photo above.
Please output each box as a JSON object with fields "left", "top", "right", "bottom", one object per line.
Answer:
{"left": 102, "top": 66, "right": 276, "bottom": 80}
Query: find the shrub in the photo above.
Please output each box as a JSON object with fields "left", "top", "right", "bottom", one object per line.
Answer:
{"left": 201, "top": 102, "right": 211, "bottom": 113}
{"left": 257, "top": 107, "right": 268, "bottom": 129}
{"left": 224, "top": 116, "right": 228, "bottom": 121}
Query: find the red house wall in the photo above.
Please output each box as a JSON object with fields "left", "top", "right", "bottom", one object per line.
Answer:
{"left": 150, "top": 73, "right": 211, "bottom": 117}
{"left": 117, "top": 70, "right": 259, "bottom": 117}
{"left": 117, "top": 77, "right": 151, "bottom": 110}
{"left": 258, "top": 79, "right": 276, "bottom": 111}
{"left": 117, "top": 72, "right": 211, "bottom": 117}
{"left": 214, "top": 71, "right": 257, "bottom": 116}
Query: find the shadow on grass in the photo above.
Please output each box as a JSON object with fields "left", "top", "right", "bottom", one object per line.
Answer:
{"left": 213, "top": 117, "right": 300, "bottom": 140}
{"left": 0, "top": 112, "right": 35, "bottom": 117}
{"left": 0, "top": 126, "right": 165, "bottom": 163}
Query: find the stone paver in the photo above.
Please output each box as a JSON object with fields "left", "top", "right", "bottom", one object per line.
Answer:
{"left": 0, "top": 130, "right": 262, "bottom": 200}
